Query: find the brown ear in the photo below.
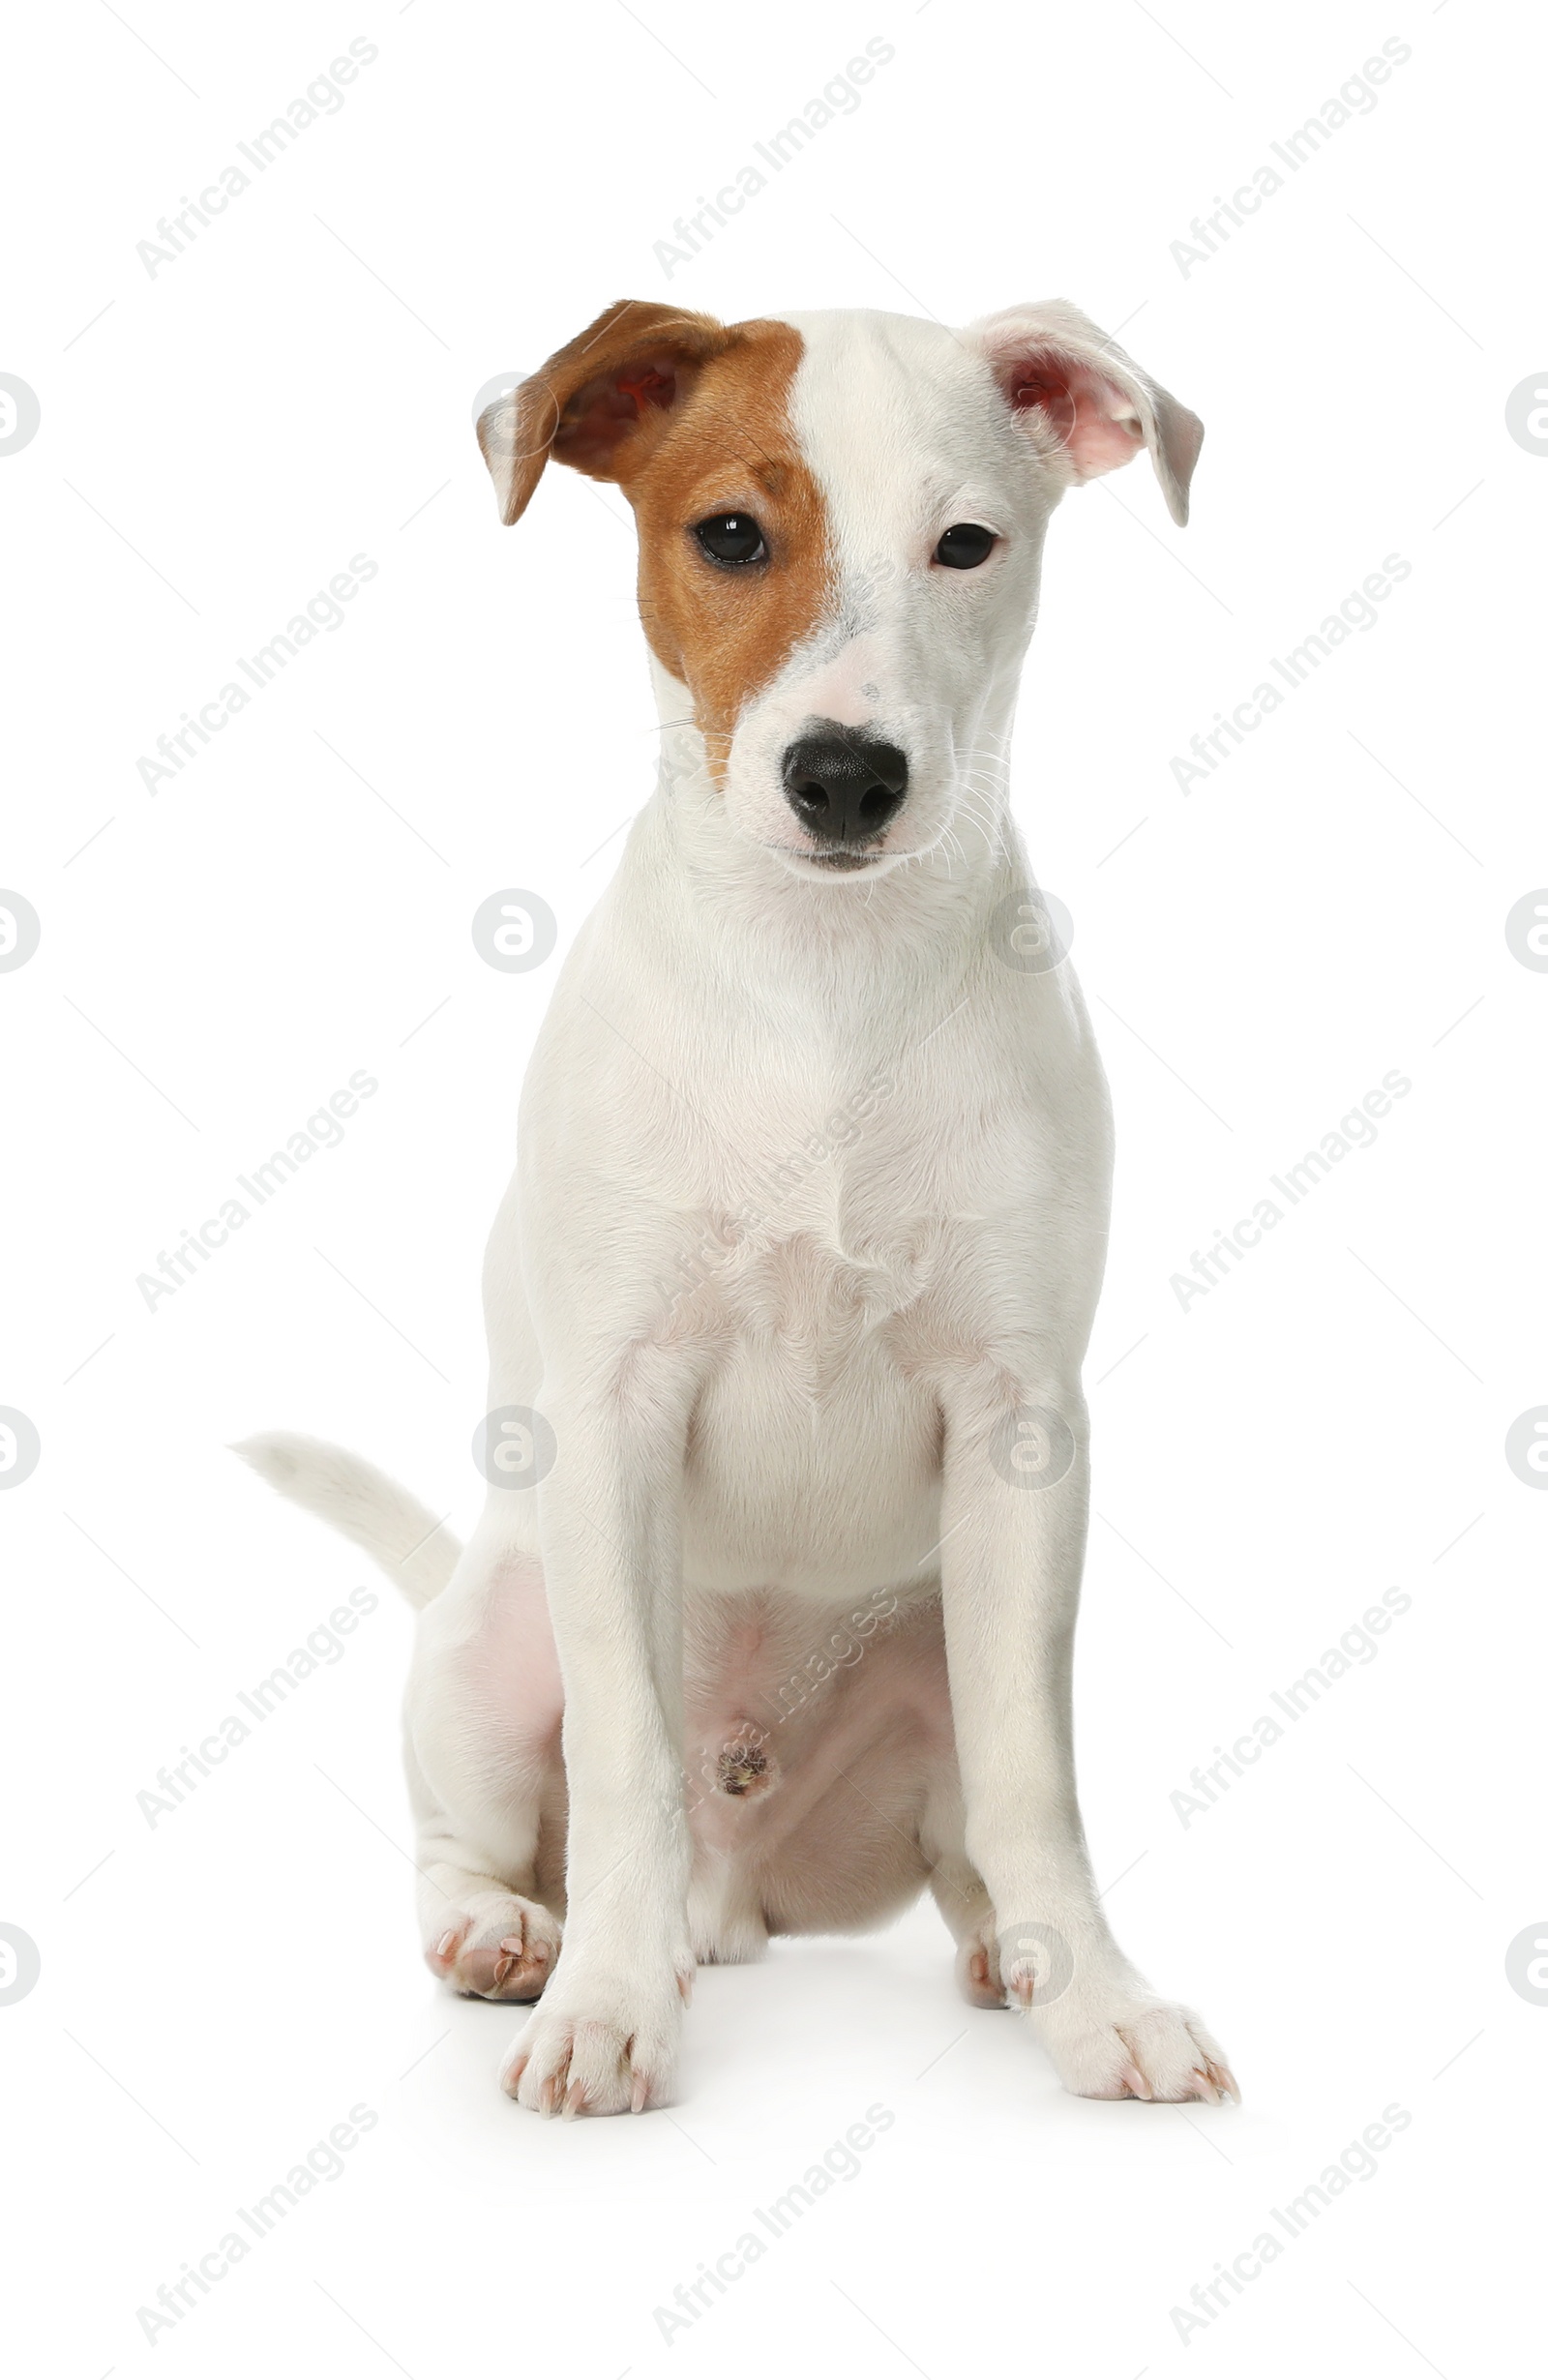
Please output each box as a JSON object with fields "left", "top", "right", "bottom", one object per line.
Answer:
{"left": 475, "top": 299, "right": 731, "bottom": 526}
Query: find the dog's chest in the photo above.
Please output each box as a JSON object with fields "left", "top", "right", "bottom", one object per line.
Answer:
{"left": 642, "top": 1048, "right": 1037, "bottom": 1385}
{"left": 728, "top": 1196, "right": 939, "bottom": 1318}
{"left": 676, "top": 1209, "right": 948, "bottom": 1592}
{"left": 659, "top": 1110, "right": 955, "bottom": 1371}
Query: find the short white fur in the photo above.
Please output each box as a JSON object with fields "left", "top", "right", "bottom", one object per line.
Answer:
{"left": 240, "top": 302, "right": 1234, "bottom": 2118}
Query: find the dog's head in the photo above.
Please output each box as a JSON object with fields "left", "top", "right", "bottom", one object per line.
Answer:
{"left": 478, "top": 301, "right": 1201, "bottom": 882}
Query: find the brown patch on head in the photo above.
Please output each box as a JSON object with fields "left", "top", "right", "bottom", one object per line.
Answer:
{"left": 478, "top": 303, "right": 831, "bottom": 770}
{"left": 623, "top": 322, "right": 830, "bottom": 771}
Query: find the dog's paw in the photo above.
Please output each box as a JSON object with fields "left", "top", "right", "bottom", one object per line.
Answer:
{"left": 955, "top": 1928, "right": 1008, "bottom": 2009}
{"left": 1031, "top": 1991, "right": 1238, "bottom": 2104}
{"left": 497, "top": 1970, "right": 685, "bottom": 2117}
{"left": 424, "top": 1893, "right": 562, "bottom": 2003}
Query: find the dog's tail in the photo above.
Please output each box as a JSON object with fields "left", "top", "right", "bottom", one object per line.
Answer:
{"left": 233, "top": 1432, "right": 461, "bottom": 1611}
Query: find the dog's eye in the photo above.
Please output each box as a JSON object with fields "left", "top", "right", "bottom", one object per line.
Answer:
{"left": 694, "top": 513, "right": 767, "bottom": 566}
{"left": 935, "top": 522, "right": 997, "bottom": 569}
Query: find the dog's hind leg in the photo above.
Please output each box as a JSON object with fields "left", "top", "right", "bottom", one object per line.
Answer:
{"left": 404, "top": 1522, "right": 568, "bottom": 2004}
{"left": 923, "top": 1769, "right": 1007, "bottom": 2009}
{"left": 238, "top": 1437, "right": 568, "bottom": 2002}
{"left": 409, "top": 1770, "right": 565, "bottom": 2002}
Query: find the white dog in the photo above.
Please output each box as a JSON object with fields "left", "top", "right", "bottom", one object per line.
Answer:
{"left": 242, "top": 297, "right": 1236, "bottom": 2117}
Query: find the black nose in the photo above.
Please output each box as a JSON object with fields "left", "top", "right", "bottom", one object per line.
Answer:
{"left": 782, "top": 729, "right": 908, "bottom": 846}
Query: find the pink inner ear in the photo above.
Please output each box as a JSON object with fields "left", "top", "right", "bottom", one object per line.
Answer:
{"left": 1011, "top": 357, "right": 1145, "bottom": 478}
{"left": 552, "top": 351, "right": 684, "bottom": 469}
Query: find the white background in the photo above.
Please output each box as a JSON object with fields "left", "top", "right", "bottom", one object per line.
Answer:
{"left": 3, "top": 0, "right": 1543, "bottom": 2372}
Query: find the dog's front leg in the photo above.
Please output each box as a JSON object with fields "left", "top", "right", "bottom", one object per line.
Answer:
{"left": 939, "top": 1373, "right": 1236, "bottom": 2103}
{"left": 498, "top": 1353, "right": 698, "bottom": 2117}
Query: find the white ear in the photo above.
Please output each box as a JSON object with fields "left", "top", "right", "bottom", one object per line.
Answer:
{"left": 965, "top": 299, "right": 1204, "bottom": 525}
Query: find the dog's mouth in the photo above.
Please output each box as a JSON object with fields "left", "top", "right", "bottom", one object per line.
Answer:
{"left": 763, "top": 840, "right": 891, "bottom": 876}
{"left": 759, "top": 835, "right": 917, "bottom": 882}
{"left": 807, "top": 849, "right": 883, "bottom": 873}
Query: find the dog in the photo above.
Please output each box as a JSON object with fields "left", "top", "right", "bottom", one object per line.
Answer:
{"left": 240, "top": 296, "right": 1236, "bottom": 2118}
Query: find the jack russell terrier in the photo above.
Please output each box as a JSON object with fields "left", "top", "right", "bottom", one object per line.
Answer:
{"left": 242, "top": 297, "right": 1237, "bottom": 2117}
